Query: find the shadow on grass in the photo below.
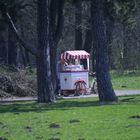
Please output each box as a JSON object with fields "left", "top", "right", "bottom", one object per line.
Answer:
{"left": 0, "top": 99, "right": 101, "bottom": 114}
{"left": 119, "top": 95, "right": 140, "bottom": 103}
{"left": 0, "top": 95, "right": 139, "bottom": 114}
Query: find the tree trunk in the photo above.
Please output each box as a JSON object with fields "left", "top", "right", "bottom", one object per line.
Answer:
{"left": 20, "top": 25, "right": 30, "bottom": 66}
{"left": 91, "top": 0, "right": 118, "bottom": 102}
{"left": 37, "top": 0, "right": 55, "bottom": 103}
{"left": 105, "top": 18, "right": 115, "bottom": 69}
{"left": 122, "top": 25, "right": 129, "bottom": 70}
{"left": 49, "top": 0, "right": 58, "bottom": 95}
{"left": 8, "top": 23, "right": 17, "bottom": 66}
{"left": 75, "top": 0, "right": 82, "bottom": 50}
{"left": 104, "top": 2, "right": 115, "bottom": 69}
{"left": 82, "top": 29, "right": 93, "bottom": 69}
{"left": 50, "top": 0, "right": 64, "bottom": 94}
{"left": 20, "top": 46, "right": 26, "bottom": 67}
{"left": 0, "top": 30, "right": 7, "bottom": 63}
{"left": 37, "top": 49, "right": 55, "bottom": 102}
{"left": 83, "top": 29, "right": 92, "bottom": 53}
{"left": 25, "top": 49, "right": 30, "bottom": 66}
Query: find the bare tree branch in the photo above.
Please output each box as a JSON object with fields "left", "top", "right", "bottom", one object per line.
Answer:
{"left": 6, "top": 12, "right": 39, "bottom": 57}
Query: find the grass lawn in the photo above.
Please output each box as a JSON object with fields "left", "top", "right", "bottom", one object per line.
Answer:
{"left": 111, "top": 70, "right": 140, "bottom": 89}
{"left": 0, "top": 95, "right": 140, "bottom": 140}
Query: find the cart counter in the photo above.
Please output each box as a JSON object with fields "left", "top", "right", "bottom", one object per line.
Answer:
{"left": 60, "top": 70, "right": 89, "bottom": 90}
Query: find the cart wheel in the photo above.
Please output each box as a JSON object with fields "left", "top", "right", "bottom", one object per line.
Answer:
{"left": 74, "top": 80, "right": 87, "bottom": 96}
{"left": 60, "top": 91, "right": 67, "bottom": 96}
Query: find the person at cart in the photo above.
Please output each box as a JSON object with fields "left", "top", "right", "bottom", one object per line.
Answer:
{"left": 56, "top": 59, "right": 68, "bottom": 94}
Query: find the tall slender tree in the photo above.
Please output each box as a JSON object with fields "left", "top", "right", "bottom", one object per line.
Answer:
{"left": 91, "top": 0, "right": 118, "bottom": 102}
{"left": 50, "top": 0, "right": 64, "bottom": 94}
{"left": 36, "top": 0, "right": 56, "bottom": 102}
{"left": 8, "top": 23, "right": 17, "bottom": 65}
{"left": 74, "top": 0, "right": 82, "bottom": 50}
{"left": 0, "top": 26, "right": 7, "bottom": 63}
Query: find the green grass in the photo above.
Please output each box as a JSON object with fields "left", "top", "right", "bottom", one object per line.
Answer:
{"left": 89, "top": 70, "right": 140, "bottom": 90}
{"left": 111, "top": 70, "right": 140, "bottom": 89}
{"left": 0, "top": 95, "right": 140, "bottom": 140}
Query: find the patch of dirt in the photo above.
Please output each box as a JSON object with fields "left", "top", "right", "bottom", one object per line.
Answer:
{"left": 11, "top": 107, "right": 18, "bottom": 112}
{"left": 32, "top": 117, "right": 38, "bottom": 120}
{"left": 49, "top": 123, "right": 60, "bottom": 129}
{"left": 69, "top": 119, "right": 80, "bottom": 123}
{"left": 4, "top": 132, "right": 9, "bottom": 135}
{"left": 1, "top": 125, "right": 7, "bottom": 129}
{"left": 126, "top": 124, "right": 140, "bottom": 127}
{"left": 24, "top": 126, "right": 32, "bottom": 132}
{"left": 49, "top": 132, "right": 61, "bottom": 137}
{"left": 121, "top": 85, "right": 127, "bottom": 88}
{"left": 0, "top": 122, "right": 4, "bottom": 126}
{"left": 0, "top": 122, "right": 7, "bottom": 129}
{"left": 36, "top": 136, "right": 43, "bottom": 139}
{"left": 48, "top": 138, "right": 60, "bottom": 140}
{"left": 129, "top": 115, "right": 140, "bottom": 119}
{"left": 121, "top": 97, "right": 135, "bottom": 102}
{"left": 13, "top": 112, "right": 20, "bottom": 115}
{"left": 78, "top": 138, "right": 85, "bottom": 140}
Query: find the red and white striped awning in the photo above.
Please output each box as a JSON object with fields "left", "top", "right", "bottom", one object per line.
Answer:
{"left": 61, "top": 50, "right": 90, "bottom": 60}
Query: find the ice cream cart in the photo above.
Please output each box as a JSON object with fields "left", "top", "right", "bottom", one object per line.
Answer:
{"left": 59, "top": 50, "right": 90, "bottom": 96}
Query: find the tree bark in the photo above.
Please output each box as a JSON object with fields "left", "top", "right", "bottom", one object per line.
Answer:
{"left": 8, "top": 23, "right": 17, "bottom": 66}
{"left": 83, "top": 29, "right": 92, "bottom": 53}
{"left": 82, "top": 29, "right": 93, "bottom": 69}
{"left": 122, "top": 25, "right": 129, "bottom": 70}
{"left": 37, "top": 0, "right": 55, "bottom": 102}
{"left": 74, "top": 0, "right": 82, "bottom": 50}
{"left": 0, "top": 30, "right": 7, "bottom": 63}
{"left": 49, "top": 0, "right": 58, "bottom": 95}
{"left": 50, "top": 0, "right": 64, "bottom": 94}
{"left": 19, "top": 46, "right": 26, "bottom": 67}
{"left": 25, "top": 49, "right": 30, "bottom": 66}
{"left": 105, "top": 18, "right": 115, "bottom": 69}
{"left": 20, "top": 25, "right": 30, "bottom": 66}
{"left": 104, "top": 2, "right": 115, "bottom": 69}
{"left": 91, "top": 0, "right": 118, "bottom": 102}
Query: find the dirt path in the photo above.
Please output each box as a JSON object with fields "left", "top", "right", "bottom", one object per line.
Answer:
{"left": 115, "top": 89, "right": 140, "bottom": 96}
{"left": 0, "top": 90, "right": 140, "bottom": 101}
{"left": 63, "top": 90, "right": 140, "bottom": 99}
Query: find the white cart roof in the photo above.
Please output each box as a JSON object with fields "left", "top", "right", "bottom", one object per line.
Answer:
{"left": 61, "top": 50, "right": 90, "bottom": 60}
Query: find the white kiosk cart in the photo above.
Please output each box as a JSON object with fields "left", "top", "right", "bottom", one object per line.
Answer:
{"left": 60, "top": 50, "right": 90, "bottom": 95}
